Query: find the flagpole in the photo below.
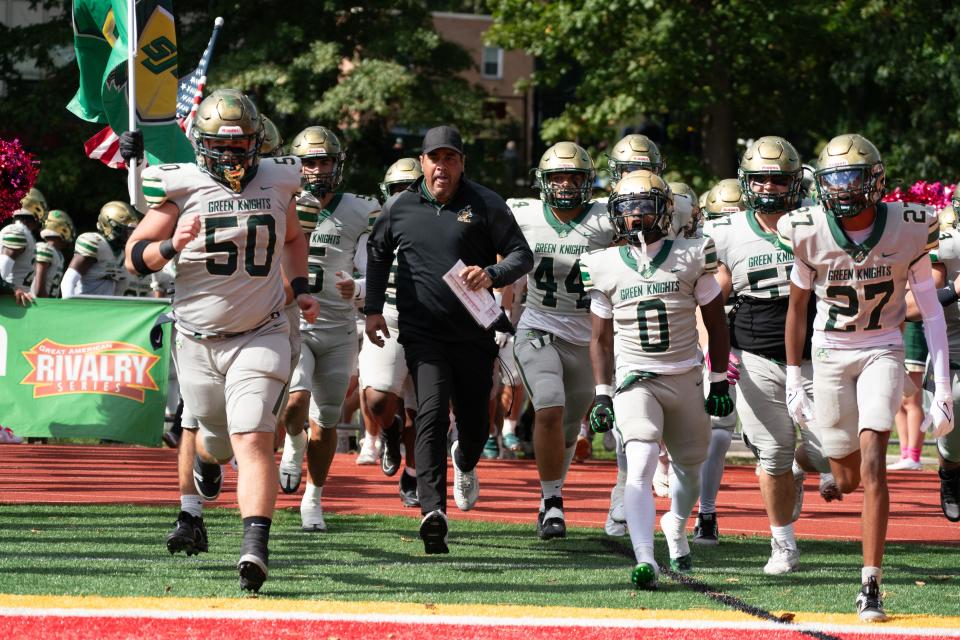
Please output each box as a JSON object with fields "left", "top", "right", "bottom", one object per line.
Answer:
{"left": 126, "top": 0, "right": 140, "bottom": 207}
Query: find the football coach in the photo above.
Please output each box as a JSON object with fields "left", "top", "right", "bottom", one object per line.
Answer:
{"left": 364, "top": 125, "right": 533, "bottom": 554}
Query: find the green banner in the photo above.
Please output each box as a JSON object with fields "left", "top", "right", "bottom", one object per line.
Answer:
{"left": 0, "top": 297, "right": 172, "bottom": 446}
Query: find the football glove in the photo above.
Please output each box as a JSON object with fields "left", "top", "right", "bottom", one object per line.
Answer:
{"left": 704, "top": 380, "right": 734, "bottom": 417}
{"left": 786, "top": 386, "right": 814, "bottom": 428}
{"left": 119, "top": 129, "right": 144, "bottom": 164}
{"left": 922, "top": 392, "right": 955, "bottom": 439}
{"left": 589, "top": 394, "right": 616, "bottom": 434}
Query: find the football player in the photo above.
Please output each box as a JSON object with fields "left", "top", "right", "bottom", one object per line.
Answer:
{"left": 923, "top": 201, "right": 960, "bottom": 521}
{"left": 31, "top": 209, "right": 74, "bottom": 297}
{"left": 62, "top": 201, "right": 139, "bottom": 298}
{"left": 509, "top": 142, "right": 615, "bottom": 539}
{"left": 607, "top": 134, "right": 664, "bottom": 183}
{"left": 360, "top": 157, "right": 424, "bottom": 506}
{"left": 704, "top": 136, "right": 814, "bottom": 572}
{"left": 259, "top": 116, "right": 283, "bottom": 157}
{"left": 581, "top": 170, "right": 733, "bottom": 589}
{"left": 780, "top": 134, "right": 952, "bottom": 621}
{"left": 276, "top": 125, "right": 378, "bottom": 532}
{"left": 125, "top": 89, "right": 318, "bottom": 593}
{"left": 0, "top": 189, "right": 46, "bottom": 290}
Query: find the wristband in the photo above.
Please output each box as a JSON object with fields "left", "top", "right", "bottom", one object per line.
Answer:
{"left": 708, "top": 370, "right": 727, "bottom": 383}
{"left": 595, "top": 384, "right": 614, "bottom": 396}
{"left": 291, "top": 277, "right": 309, "bottom": 297}
{"left": 786, "top": 365, "right": 803, "bottom": 388}
{"left": 130, "top": 240, "right": 158, "bottom": 275}
{"left": 937, "top": 286, "right": 960, "bottom": 307}
{"left": 158, "top": 239, "right": 177, "bottom": 260}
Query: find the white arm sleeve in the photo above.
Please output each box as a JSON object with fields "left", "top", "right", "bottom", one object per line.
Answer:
{"left": 911, "top": 259, "right": 951, "bottom": 390}
{"left": 694, "top": 273, "right": 722, "bottom": 306}
{"left": 352, "top": 233, "right": 368, "bottom": 300}
{"left": 0, "top": 253, "right": 14, "bottom": 283}
{"left": 789, "top": 259, "right": 815, "bottom": 290}
{"left": 589, "top": 289, "right": 613, "bottom": 319}
{"left": 60, "top": 268, "right": 82, "bottom": 299}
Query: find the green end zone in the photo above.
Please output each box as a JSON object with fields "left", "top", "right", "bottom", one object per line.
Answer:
{"left": 0, "top": 504, "right": 956, "bottom": 618}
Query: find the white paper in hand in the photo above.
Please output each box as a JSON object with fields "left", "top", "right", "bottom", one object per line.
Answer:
{"left": 442, "top": 259, "right": 501, "bottom": 329}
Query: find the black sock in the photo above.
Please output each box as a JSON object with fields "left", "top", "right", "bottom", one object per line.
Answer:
{"left": 242, "top": 516, "right": 272, "bottom": 533}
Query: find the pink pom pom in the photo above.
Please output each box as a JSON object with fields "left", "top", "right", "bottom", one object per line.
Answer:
{"left": 0, "top": 138, "right": 40, "bottom": 225}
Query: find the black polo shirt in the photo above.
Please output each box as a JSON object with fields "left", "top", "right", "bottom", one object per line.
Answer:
{"left": 364, "top": 176, "right": 533, "bottom": 344}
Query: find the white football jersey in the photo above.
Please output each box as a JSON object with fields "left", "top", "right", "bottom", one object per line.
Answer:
{"left": 32, "top": 241, "right": 64, "bottom": 297}
{"left": 74, "top": 231, "right": 126, "bottom": 296}
{"left": 705, "top": 210, "right": 793, "bottom": 299}
{"left": 778, "top": 201, "right": 937, "bottom": 344}
{"left": 0, "top": 221, "right": 36, "bottom": 287}
{"left": 930, "top": 228, "right": 960, "bottom": 361}
{"left": 141, "top": 157, "right": 301, "bottom": 335}
{"left": 580, "top": 237, "right": 718, "bottom": 384}
{"left": 297, "top": 191, "right": 377, "bottom": 329}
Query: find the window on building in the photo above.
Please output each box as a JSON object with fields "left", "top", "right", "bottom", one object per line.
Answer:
{"left": 481, "top": 46, "right": 503, "bottom": 79}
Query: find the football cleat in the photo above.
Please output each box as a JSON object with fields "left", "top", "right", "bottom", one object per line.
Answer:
{"left": 692, "top": 512, "right": 719, "bottom": 546}
{"left": 573, "top": 433, "right": 593, "bottom": 463}
{"left": 819, "top": 472, "right": 843, "bottom": 502}
{"left": 165, "top": 511, "right": 208, "bottom": 556}
{"left": 855, "top": 576, "right": 887, "bottom": 622}
{"left": 763, "top": 538, "right": 800, "bottom": 575}
{"left": 380, "top": 417, "right": 403, "bottom": 477}
{"left": 451, "top": 440, "right": 479, "bottom": 511}
{"left": 482, "top": 435, "right": 500, "bottom": 460}
{"left": 419, "top": 510, "right": 449, "bottom": 554}
{"left": 192, "top": 456, "right": 223, "bottom": 501}
{"left": 661, "top": 512, "right": 692, "bottom": 572}
{"left": 537, "top": 496, "right": 566, "bottom": 540}
{"left": 237, "top": 522, "right": 270, "bottom": 592}
{"left": 502, "top": 433, "right": 523, "bottom": 452}
{"left": 939, "top": 466, "right": 960, "bottom": 522}
{"left": 356, "top": 435, "right": 379, "bottom": 465}
{"left": 278, "top": 431, "right": 306, "bottom": 494}
{"left": 399, "top": 470, "right": 420, "bottom": 508}
{"left": 887, "top": 458, "right": 923, "bottom": 471}
{"left": 300, "top": 492, "right": 327, "bottom": 532}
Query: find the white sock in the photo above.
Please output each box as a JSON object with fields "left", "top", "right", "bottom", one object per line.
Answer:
{"left": 770, "top": 523, "right": 796, "bottom": 548}
{"left": 303, "top": 482, "right": 323, "bottom": 505}
{"left": 285, "top": 429, "right": 307, "bottom": 457}
{"left": 698, "top": 428, "right": 732, "bottom": 514}
{"left": 669, "top": 461, "right": 701, "bottom": 520}
{"left": 540, "top": 478, "right": 563, "bottom": 511}
{"left": 502, "top": 418, "right": 516, "bottom": 436}
{"left": 862, "top": 566, "right": 882, "bottom": 584}
{"left": 181, "top": 494, "right": 203, "bottom": 518}
{"left": 624, "top": 440, "right": 659, "bottom": 566}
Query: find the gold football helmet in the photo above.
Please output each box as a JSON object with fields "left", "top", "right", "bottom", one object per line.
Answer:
{"left": 259, "top": 116, "right": 283, "bottom": 157}
{"left": 814, "top": 134, "right": 884, "bottom": 218}
{"left": 703, "top": 179, "right": 746, "bottom": 219}
{"left": 379, "top": 158, "right": 422, "bottom": 201}
{"left": 608, "top": 134, "right": 664, "bottom": 183}
{"left": 97, "top": 201, "right": 140, "bottom": 249}
{"left": 607, "top": 170, "right": 673, "bottom": 245}
{"left": 18, "top": 187, "right": 47, "bottom": 224}
{"left": 738, "top": 136, "right": 803, "bottom": 213}
{"left": 668, "top": 181, "right": 701, "bottom": 238}
{"left": 289, "top": 126, "right": 346, "bottom": 197}
{"left": 41, "top": 209, "right": 76, "bottom": 243}
{"left": 191, "top": 89, "right": 264, "bottom": 192}
{"left": 536, "top": 142, "right": 595, "bottom": 210}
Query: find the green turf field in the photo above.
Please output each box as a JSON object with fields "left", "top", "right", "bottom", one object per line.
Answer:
{"left": 0, "top": 504, "right": 956, "bottom": 616}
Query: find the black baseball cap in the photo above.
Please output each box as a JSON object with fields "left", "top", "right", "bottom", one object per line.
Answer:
{"left": 422, "top": 126, "right": 464, "bottom": 155}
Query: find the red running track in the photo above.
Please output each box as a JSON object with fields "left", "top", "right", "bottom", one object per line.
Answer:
{"left": 0, "top": 444, "right": 956, "bottom": 543}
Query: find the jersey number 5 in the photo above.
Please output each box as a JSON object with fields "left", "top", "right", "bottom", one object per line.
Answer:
{"left": 205, "top": 215, "right": 277, "bottom": 277}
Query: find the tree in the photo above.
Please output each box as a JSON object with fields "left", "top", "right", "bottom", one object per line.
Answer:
{"left": 486, "top": 0, "right": 960, "bottom": 188}
{"left": 0, "top": 1, "right": 495, "bottom": 230}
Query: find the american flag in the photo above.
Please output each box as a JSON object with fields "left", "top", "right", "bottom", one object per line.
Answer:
{"left": 85, "top": 17, "right": 224, "bottom": 169}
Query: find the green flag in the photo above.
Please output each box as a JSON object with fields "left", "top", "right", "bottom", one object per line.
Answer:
{"left": 0, "top": 297, "right": 172, "bottom": 446}
{"left": 68, "top": 0, "right": 194, "bottom": 165}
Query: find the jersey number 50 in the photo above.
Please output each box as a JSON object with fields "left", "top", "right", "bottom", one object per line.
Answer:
{"left": 205, "top": 215, "right": 277, "bottom": 277}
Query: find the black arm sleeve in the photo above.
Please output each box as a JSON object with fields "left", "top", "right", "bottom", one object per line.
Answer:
{"left": 362, "top": 203, "right": 396, "bottom": 315}
{"left": 483, "top": 199, "right": 533, "bottom": 288}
